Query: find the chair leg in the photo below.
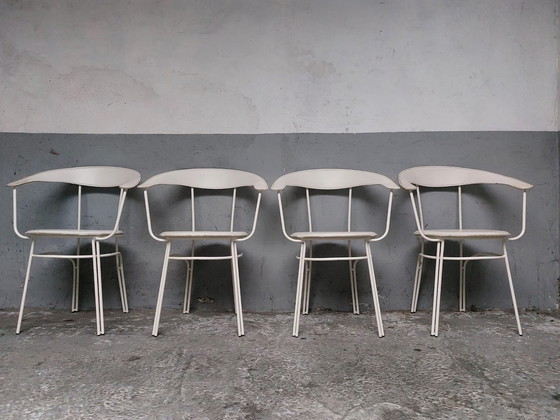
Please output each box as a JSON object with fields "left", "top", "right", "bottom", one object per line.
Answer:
{"left": 431, "top": 241, "right": 445, "bottom": 336}
{"left": 459, "top": 261, "right": 467, "bottom": 312}
{"left": 302, "top": 245, "right": 312, "bottom": 315}
{"left": 183, "top": 261, "right": 194, "bottom": 314}
{"left": 71, "top": 259, "right": 79, "bottom": 312}
{"left": 411, "top": 246, "right": 424, "bottom": 313}
{"left": 365, "top": 241, "right": 384, "bottom": 337}
{"left": 350, "top": 261, "right": 359, "bottom": 314}
{"left": 16, "top": 239, "right": 36, "bottom": 334}
{"left": 71, "top": 238, "right": 81, "bottom": 312}
{"left": 503, "top": 242, "right": 523, "bottom": 335}
{"left": 459, "top": 241, "right": 466, "bottom": 312}
{"left": 95, "top": 241, "right": 105, "bottom": 335}
{"left": 231, "top": 241, "right": 244, "bottom": 336}
{"left": 91, "top": 240, "right": 103, "bottom": 335}
{"left": 292, "top": 242, "right": 307, "bottom": 337}
{"left": 115, "top": 251, "right": 129, "bottom": 313}
{"left": 152, "top": 241, "right": 172, "bottom": 337}
{"left": 349, "top": 241, "right": 359, "bottom": 315}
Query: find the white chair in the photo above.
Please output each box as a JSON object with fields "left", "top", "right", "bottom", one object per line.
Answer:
{"left": 271, "top": 169, "right": 399, "bottom": 337}
{"left": 8, "top": 166, "right": 141, "bottom": 335}
{"left": 398, "top": 166, "right": 533, "bottom": 336}
{"left": 139, "top": 168, "right": 268, "bottom": 337}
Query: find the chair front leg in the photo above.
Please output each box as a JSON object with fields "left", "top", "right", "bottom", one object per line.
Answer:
{"left": 152, "top": 241, "right": 172, "bottom": 337}
{"left": 292, "top": 242, "right": 307, "bottom": 337}
{"left": 16, "top": 238, "right": 36, "bottom": 334}
{"left": 302, "top": 243, "right": 312, "bottom": 315}
{"left": 114, "top": 240, "right": 129, "bottom": 313}
{"left": 231, "top": 241, "right": 244, "bottom": 336}
{"left": 431, "top": 241, "right": 445, "bottom": 336}
{"left": 91, "top": 240, "right": 104, "bottom": 335}
{"left": 503, "top": 241, "right": 523, "bottom": 335}
{"left": 411, "top": 240, "right": 424, "bottom": 313}
{"left": 365, "top": 241, "right": 384, "bottom": 337}
{"left": 348, "top": 241, "right": 359, "bottom": 314}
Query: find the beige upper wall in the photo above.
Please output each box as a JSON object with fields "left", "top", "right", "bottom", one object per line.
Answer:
{"left": 0, "top": 0, "right": 558, "bottom": 134}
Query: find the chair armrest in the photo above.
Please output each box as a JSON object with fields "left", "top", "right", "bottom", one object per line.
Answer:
{"left": 371, "top": 190, "right": 395, "bottom": 242}
{"left": 508, "top": 190, "right": 529, "bottom": 241}
{"left": 276, "top": 193, "right": 301, "bottom": 243}
{"left": 94, "top": 189, "right": 129, "bottom": 241}
{"left": 143, "top": 190, "right": 167, "bottom": 242}
{"left": 11, "top": 188, "right": 30, "bottom": 239}
{"left": 236, "top": 192, "right": 263, "bottom": 242}
{"left": 408, "top": 190, "right": 440, "bottom": 242}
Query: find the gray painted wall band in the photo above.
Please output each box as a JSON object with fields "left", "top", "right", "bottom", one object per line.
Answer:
{"left": 0, "top": 132, "right": 557, "bottom": 313}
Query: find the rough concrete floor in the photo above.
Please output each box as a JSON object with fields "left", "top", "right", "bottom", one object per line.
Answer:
{"left": 0, "top": 308, "right": 558, "bottom": 419}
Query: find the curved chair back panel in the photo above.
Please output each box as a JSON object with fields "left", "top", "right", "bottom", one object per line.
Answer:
{"left": 8, "top": 166, "right": 141, "bottom": 189}
{"left": 398, "top": 166, "right": 533, "bottom": 191}
{"left": 139, "top": 168, "right": 268, "bottom": 191}
{"left": 271, "top": 169, "right": 399, "bottom": 191}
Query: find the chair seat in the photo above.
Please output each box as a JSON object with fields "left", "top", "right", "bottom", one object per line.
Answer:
{"left": 415, "top": 229, "right": 511, "bottom": 239}
{"left": 160, "top": 230, "right": 249, "bottom": 240}
{"left": 291, "top": 231, "right": 378, "bottom": 240}
{"left": 26, "top": 229, "right": 123, "bottom": 238}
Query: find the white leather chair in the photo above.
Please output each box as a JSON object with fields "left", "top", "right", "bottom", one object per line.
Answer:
{"left": 8, "top": 166, "right": 141, "bottom": 335}
{"left": 139, "top": 168, "right": 268, "bottom": 337}
{"left": 271, "top": 169, "right": 399, "bottom": 337}
{"left": 398, "top": 166, "right": 533, "bottom": 336}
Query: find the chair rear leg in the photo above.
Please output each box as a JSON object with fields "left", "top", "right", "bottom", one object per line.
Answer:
{"left": 292, "top": 242, "right": 307, "bottom": 337}
{"left": 153, "top": 241, "right": 172, "bottom": 337}
{"left": 411, "top": 253, "right": 423, "bottom": 313}
{"left": 72, "top": 238, "right": 81, "bottom": 312}
{"left": 183, "top": 242, "right": 195, "bottom": 314}
{"left": 16, "top": 239, "right": 36, "bottom": 334}
{"left": 71, "top": 259, "right": 79, "bottom": 312}
{"left": 303, "top": 261, "right": 312, "bottom": 314}
{"left": 459, "top": 261, "right": 467, "bottom": 312}
{"left": 459, "top": 240, "right": 466, "bottom": 312}
{"left": 348, "top": 241, "right": 359, "bottom": 314}
{"left": 115, "top": 252, "right": 129, "bottom": 313}
{"left": 183, "top": 261, "right": 194, "bottom": 314}
{"left": 350, "top": 261, "right": 359, "bottom": 314}
{"left": 302, "top": 244, "right": 313, "bottom": 315}
{"left": 503, "top": 242, "right": 523, "bottom": 335}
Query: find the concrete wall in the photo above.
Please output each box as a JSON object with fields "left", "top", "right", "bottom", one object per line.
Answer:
{"left": 0, "top": 0, "right": 557, "bottom": 133}
{"left": 0, "top": 132, "right": 557, "bottom": 313}
{"left": 0, "top": 1, "right": 558, "bottom": 313}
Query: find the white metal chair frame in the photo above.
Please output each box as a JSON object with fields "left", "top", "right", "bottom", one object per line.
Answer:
{"left": 271, "top": 169, "right": 399, "bottom": 338}
{"left": 139, "top": 168, "right": 268, "bottom": 337}
{"left": 398, "top": 166, "right": 533, "bottom": 336}
{"left": 8, "top": 166, "right": 141, "bottom": 335}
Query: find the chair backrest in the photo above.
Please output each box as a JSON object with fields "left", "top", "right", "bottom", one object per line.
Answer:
{"left": 271, "top": 169, "right": 399, "bottom": 191}
{"left": 398, "top": 166, "right": 533, "bottom": 191}
{"left": 272, "top": 169, "right": 398, "bottom": 240}
{"left": 8, "top": 166, "right": 141, "bottom": 189}
{"left": 398, "top": 166, "right": 532, "bottom": 239}
{"left": 138, "top": 168, "right": 267, "bottom": 191}
{"left": 8, "top": 166, "right": 141, "bottom": 238}
{"left": 139, "top": 168, "right": 267, "bottom": 240}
